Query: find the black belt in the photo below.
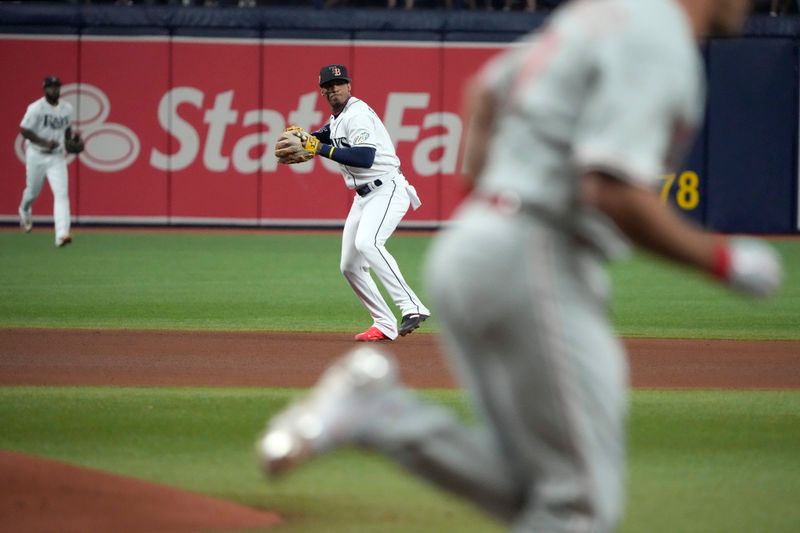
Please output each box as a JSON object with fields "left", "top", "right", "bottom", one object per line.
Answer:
{"left": 355, "top": 179, "right": 383, "bottom": 197}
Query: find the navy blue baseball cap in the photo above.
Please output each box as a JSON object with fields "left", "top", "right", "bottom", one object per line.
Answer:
{"left": 43, "top": 75, "right": 62, "bottom": 88}
{"left": 319, "top": 64, "right": 351, "bottom": 86}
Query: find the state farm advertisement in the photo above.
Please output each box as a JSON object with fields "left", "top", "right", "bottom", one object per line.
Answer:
{"left": 0, "top": 36, "right": 505, "bottom": 225}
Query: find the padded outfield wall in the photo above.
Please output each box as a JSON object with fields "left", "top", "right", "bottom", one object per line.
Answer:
{"left": 0, "top": 5, "right": 797, "bottom": 232}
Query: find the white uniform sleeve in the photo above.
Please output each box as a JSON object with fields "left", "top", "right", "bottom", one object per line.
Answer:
{"left": 20, "top": 102, "right": 39, "bottom": 130}
{"left": 573, "top": 39, "right": 694, "bottom": 188}
{"left": 345, "top": 110, "right": 378, "bottom": 149}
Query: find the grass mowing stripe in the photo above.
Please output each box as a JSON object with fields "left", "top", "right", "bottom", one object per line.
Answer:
{"left": 609, "top": 243, "right": 800, "bottom": 339}
{"left": 625, "top": 390, "right": 800, "bottom": 533}
{"left": 1, "top": 232, "right": 799, "bottom": 338}
{"left": 0, "top": 232, "right": 398, "bottom": 331}
{"left": 1, "top": 387, "right": 799, "bottom": 532}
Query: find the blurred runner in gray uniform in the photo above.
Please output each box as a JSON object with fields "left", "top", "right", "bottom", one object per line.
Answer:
{"left": 258, "top": 1, "right": 782, "bottom": 531}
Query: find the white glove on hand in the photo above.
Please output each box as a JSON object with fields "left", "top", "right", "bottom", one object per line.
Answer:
{"left": 712, "top": 238, "right": 782, "bottom": 298}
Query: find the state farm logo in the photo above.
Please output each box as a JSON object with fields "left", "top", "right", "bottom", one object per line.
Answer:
{"left": 15, "top": 83, "right": 140, "bottom": 172}
{"left": 15, "top": 86, "right": 462, "bottom": 177}
{"left": 150, "top": 89, "right": 462, "bottom": 177}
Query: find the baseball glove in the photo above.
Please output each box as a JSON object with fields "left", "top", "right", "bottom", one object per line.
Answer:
{"left": 64, "top": 133, "right": 85, "bottom": 155}
{"left": 275, "top": 126, "right": 319, "bottom": 164}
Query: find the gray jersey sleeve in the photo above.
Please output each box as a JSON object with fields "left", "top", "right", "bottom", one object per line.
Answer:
{"left": 573, "top": 38, "right": 698, "bottom": 189}
{"left": 476, "top": 41, "right": 530, "bottom": 104}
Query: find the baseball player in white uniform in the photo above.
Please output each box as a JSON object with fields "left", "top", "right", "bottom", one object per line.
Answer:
{"left": 259, "top": 1, "right": 781, "bottom": 531}
{"left": 19, "top": 75, "right": 74, "bottom": 247}
{"left": 309, "top": 64, "right": 430, "bottom": 341}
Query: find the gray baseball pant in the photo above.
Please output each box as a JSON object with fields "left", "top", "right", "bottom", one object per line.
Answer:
{"left": 361, "top": 203, "right": 629, "bottom": 532}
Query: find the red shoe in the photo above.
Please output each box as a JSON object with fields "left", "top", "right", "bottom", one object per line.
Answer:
{"left": 354, "top": 326, "right": 390, "bottom": 342}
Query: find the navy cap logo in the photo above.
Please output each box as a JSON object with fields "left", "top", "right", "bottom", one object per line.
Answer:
{"left": 319, "top": 64, "right": 351, "bottom": 86}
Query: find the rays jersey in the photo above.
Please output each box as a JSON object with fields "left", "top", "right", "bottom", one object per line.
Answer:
{"left": 476, "top": 0, "right": 705, "bottom": 256}
{"left": 20, "top": 97, "right": 73, "bottom": 154}
{"left": 327, "top": 97, "right": 401, "bottom": 188}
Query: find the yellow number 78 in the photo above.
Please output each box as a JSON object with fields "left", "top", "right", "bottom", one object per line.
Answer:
{"left": 660, "top": 171, "right": 700, "bottom": 210}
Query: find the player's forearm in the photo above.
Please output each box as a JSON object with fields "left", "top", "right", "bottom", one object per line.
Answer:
{"left": 317, "top": 145, "right": 376, "bottom": 168}
{"left": 20, "top": 128, "right": 53, "bottom": 149}
{"left": 583, "top": 171, "right": 782, "bottom": 298}
{"left": 582, "top": 172, "right": 718, "bottom": 271}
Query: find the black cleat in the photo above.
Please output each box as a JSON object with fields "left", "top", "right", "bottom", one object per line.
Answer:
{"left": 398, "top": 313, "right": 429, "bottom": 336}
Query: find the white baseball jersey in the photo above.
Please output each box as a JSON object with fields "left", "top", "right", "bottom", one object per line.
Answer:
{"left": 20, "top": 97, "right": 73, "bottom": 154}
{"left": 476, "top": 0, "right": 705, "bottom": 256}
{"left": 330, "top": 95, "right": 429, "bottom": 338}
{"left": 327, "top": 97, "right": 401, "bottom": 188}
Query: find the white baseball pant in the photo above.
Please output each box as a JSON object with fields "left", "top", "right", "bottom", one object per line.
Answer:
{"left": 20, "top": 148, "right": 71, "bottom": 244}
{"left": 340, "top": 176, "right": 430, "bottom": 339}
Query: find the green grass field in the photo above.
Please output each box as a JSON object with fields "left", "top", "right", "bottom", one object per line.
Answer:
{"left": 1, "top": 229, "right": 799, "bottom": 532}
{"left": 1, "top": 230, "right": 797, "bottom": 338}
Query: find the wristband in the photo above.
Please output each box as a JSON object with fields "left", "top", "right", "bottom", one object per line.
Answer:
{"left": 710, "top": 243, "right": 732, "bottom": 280}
